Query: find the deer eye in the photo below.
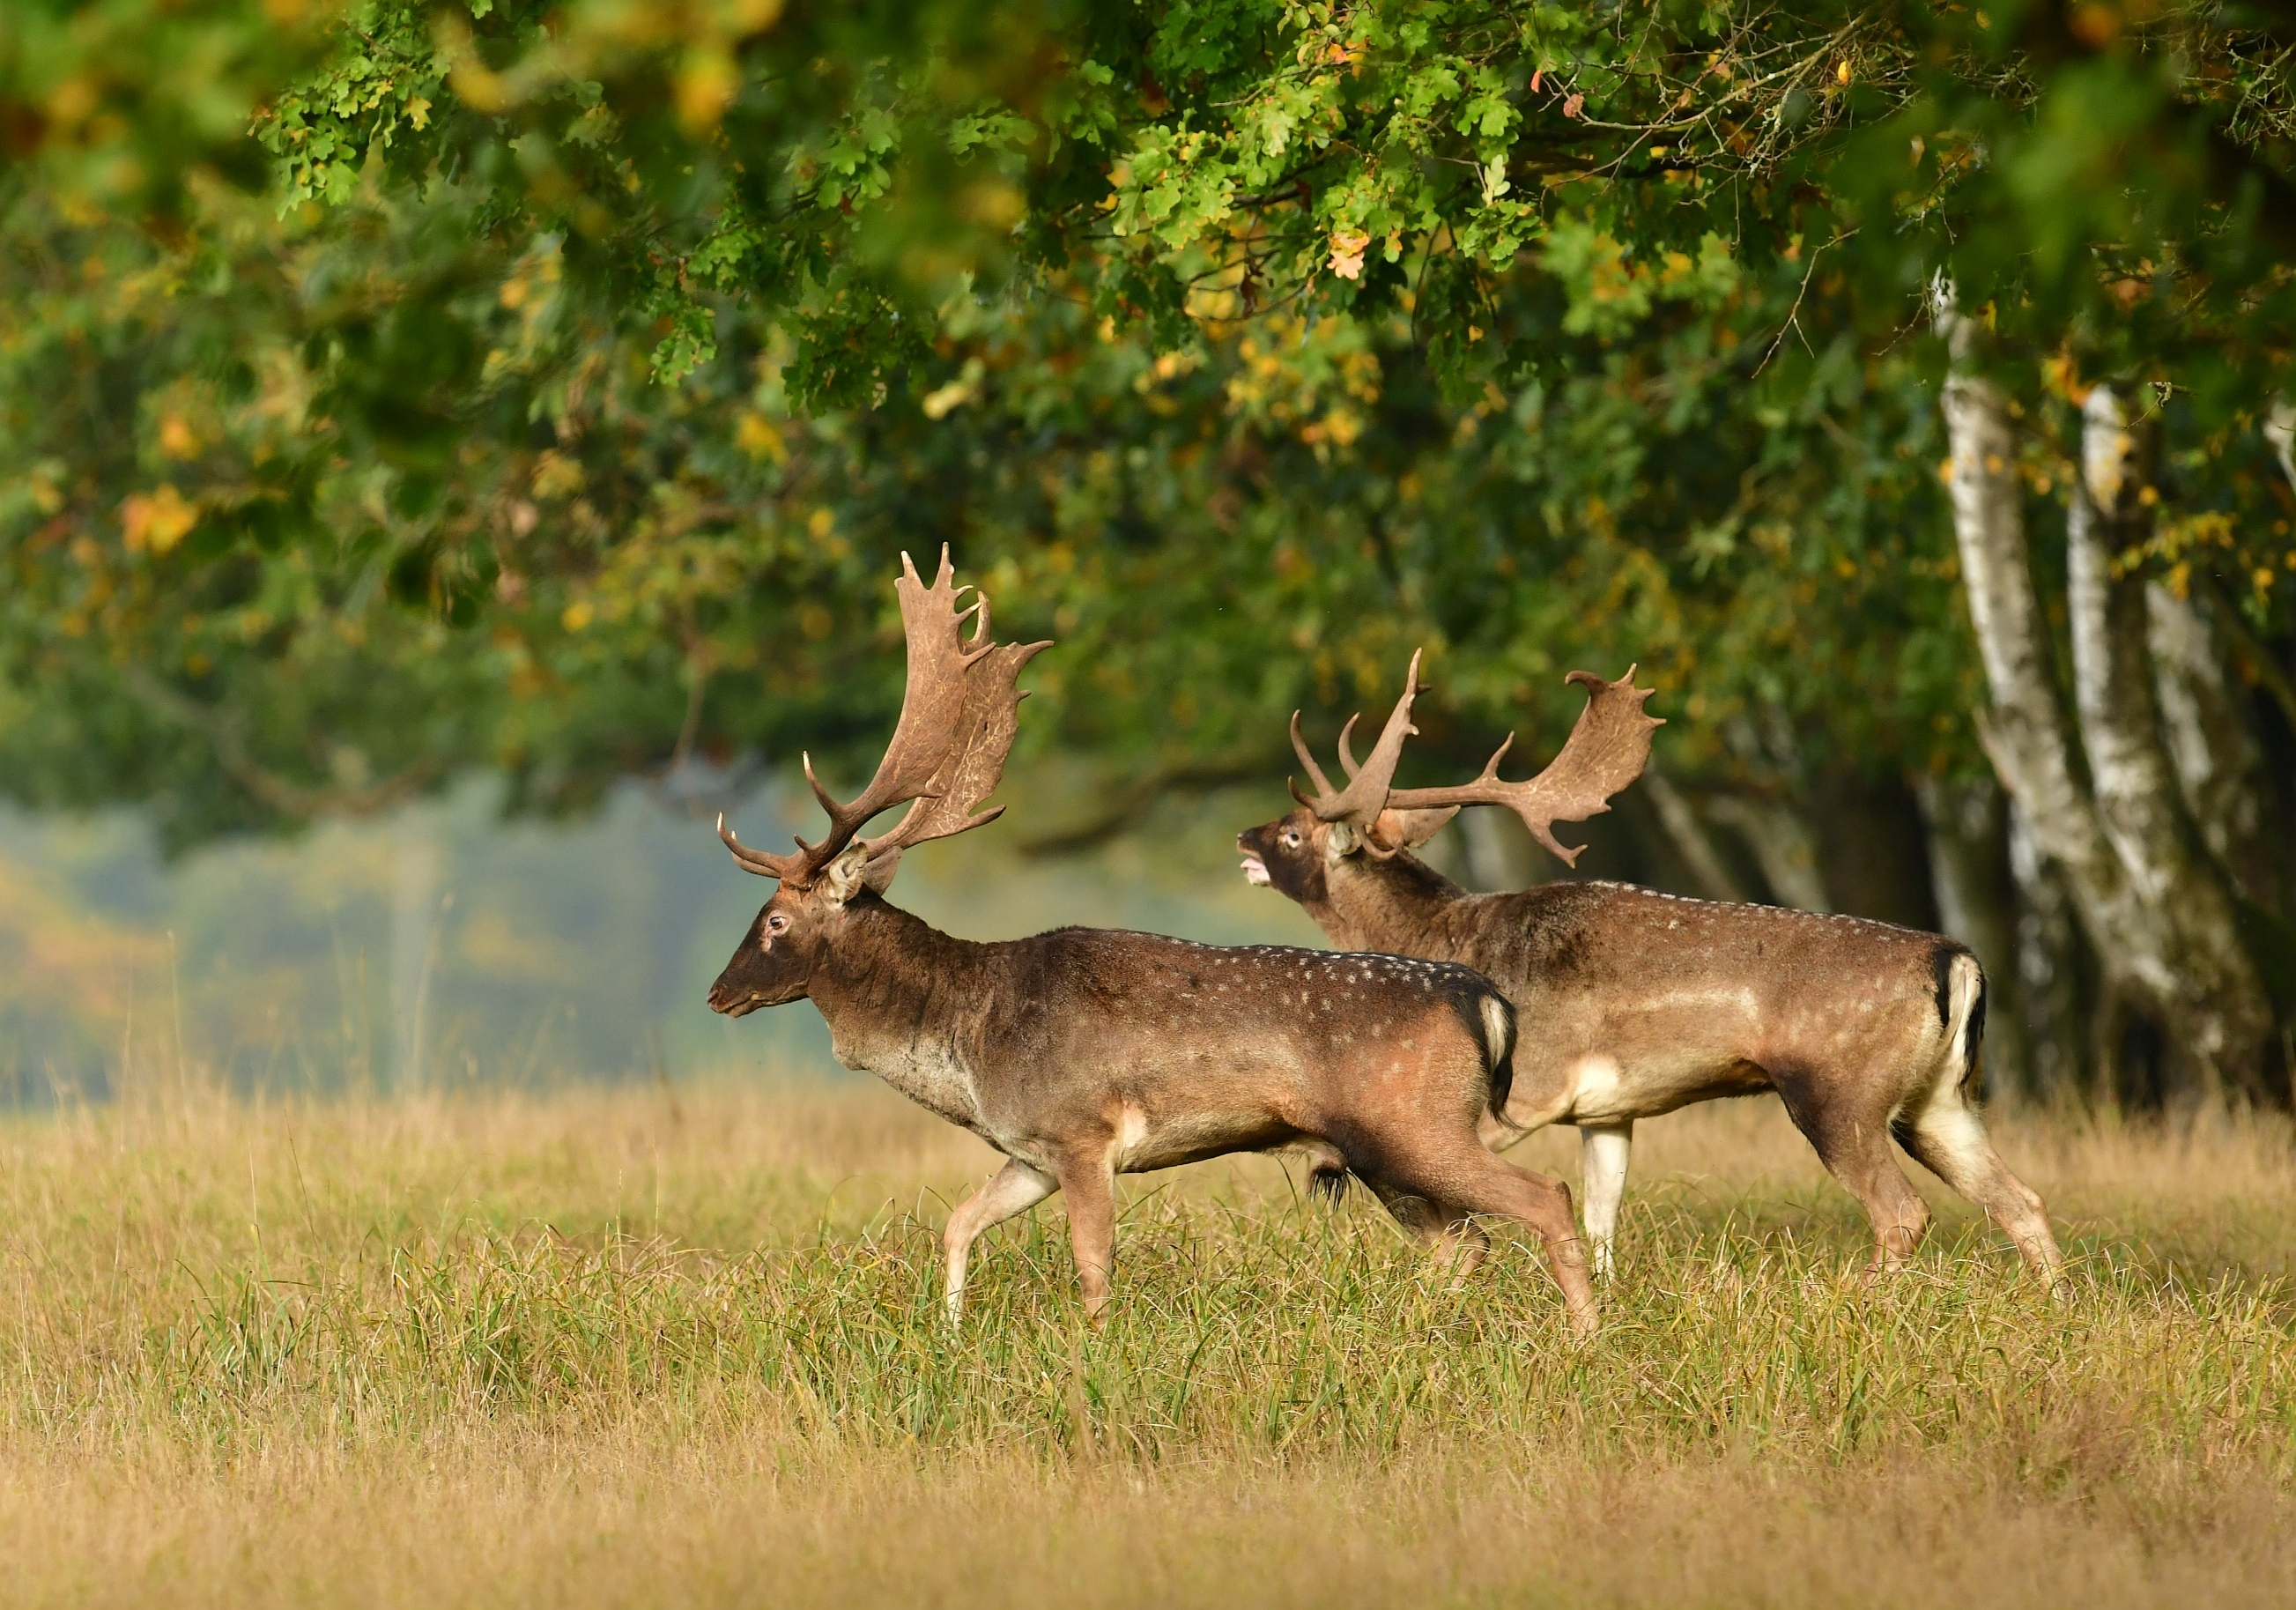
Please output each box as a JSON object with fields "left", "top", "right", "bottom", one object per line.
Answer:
{"left": 767, "top": 914, "right": 789, "bottom": 934}
{"left": 1282, "top": 829, "right": 1300, "bottom": 847}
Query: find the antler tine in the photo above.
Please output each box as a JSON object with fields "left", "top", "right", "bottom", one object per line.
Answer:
{"left": 1467, "top": 731, "right": 1517, "bottom": 783}
{"left": 1334, "top": 713, "right": 1364, "bottom": 781}
{"left": 960, "top": 589, "right": 996, "bottom": 668}
{"left": 717, "top": 812, "right": 807, "bottom": 880}
{"left": 1287, "top": 711, "right": 1340, "bottom": 802}
{"left": 1307, "top": 649, "right": 1425, "bottom": 827}
{"left": 1382, "top": 666, "right": 1662, "bottom": 867}
{"left": 800, "top": 752, "right": 843, "bottom": 820}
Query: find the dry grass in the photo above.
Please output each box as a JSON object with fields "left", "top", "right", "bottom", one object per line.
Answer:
{"left": 2, "top": 1078, "right": 2291, "bottom": 1607}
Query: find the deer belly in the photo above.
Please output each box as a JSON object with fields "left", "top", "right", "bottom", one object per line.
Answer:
{"left": 1547, "top": 992, "right": 1772, "bottom": 1124}
{"left": 1108, "top": 1102, "right": 1294, "bottom": 1173}
{"left": 1553, "top": 1047, "right": 1755, "bottom": 1122}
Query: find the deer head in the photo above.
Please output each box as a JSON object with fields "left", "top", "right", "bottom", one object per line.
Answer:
{"left": 1239, "top": 653, "right": 1661, "bottom": 901}
{"left": 707, "top": 549, "right": 1049, "bottom": 1015}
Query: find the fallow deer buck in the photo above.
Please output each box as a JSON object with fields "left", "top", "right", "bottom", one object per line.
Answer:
{"left": 1238, "top": 654, "right": 2066, "bottom": 1291}
{"left": 707, "top": 555, "right": 1598, "bottom": 1333}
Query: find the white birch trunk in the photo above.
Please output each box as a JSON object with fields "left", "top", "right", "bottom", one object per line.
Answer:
{"left": 2146, "top": 583, "right": 2275, "bottom": 907}
{"left": 1641, "top": 772, "right": 1751, "bottom": 902}
{"left": 1937, "top": 300, "right": 2279, "bottom": 1102}
{"left": 2065, "top": 386, "right": 2277, "bottom": 1102}
{"left": 1705, "top": 795, "right": 1830, "bottom": 911}
{"left": 2266, "top": 397, "right": 2295, "bottom": 491}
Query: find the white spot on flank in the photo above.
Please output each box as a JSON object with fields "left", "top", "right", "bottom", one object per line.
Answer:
{"left": 1569, "top": 1054, "right": 1625, "bottom": 1116}
{"left": 1108, "top": 1102, "right": 1152, "bottom": 1171}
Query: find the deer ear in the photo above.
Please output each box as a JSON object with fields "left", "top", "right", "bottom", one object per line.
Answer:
{"left": 819, "top": 842, "right": 874, "bottom": 907}
{"left": 1375, "top": 806, "right": 1460, "bottom": 850}
{"left": 861, "top": 848, "right": 902, "bottom": 894}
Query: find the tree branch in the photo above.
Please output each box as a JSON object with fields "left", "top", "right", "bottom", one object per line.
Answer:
{"left": 122, "top": 667, "right": 438, "bottom": 820}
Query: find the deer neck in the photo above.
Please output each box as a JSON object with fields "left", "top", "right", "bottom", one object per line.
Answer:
{"left": 1317, "top": 851, "right": 1472, "bottom": 956}
{"left": 804, "top": 896, "right": 993, "bottom": 1129}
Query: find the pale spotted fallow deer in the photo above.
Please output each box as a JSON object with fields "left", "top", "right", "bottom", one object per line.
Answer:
{"left": 1237, "top": 654, "right": 2066, "bottom": 1290}
{"left": 707, "top": 558, "right": 1598, "bottom": 1333}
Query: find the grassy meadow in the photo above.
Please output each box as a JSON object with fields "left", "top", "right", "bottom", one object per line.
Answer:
{"left": 1, "top": 1074, "right": 2291, "bottom": 1607}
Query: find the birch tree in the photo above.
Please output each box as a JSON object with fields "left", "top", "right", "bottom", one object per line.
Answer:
{"left": 1941, "top": 305, "right": 2279, "bottom": 1101}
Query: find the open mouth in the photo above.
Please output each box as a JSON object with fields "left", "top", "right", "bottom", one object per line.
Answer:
{"left": 1239, "top": 855, "right": 1270, "bottom": 887}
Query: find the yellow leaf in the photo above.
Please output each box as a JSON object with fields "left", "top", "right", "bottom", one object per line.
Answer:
{"left": 121, "top": 485, "right": 196, "bottom": 554}
{"left": 676, "top": 50, "right": 737, "bottom": 133}
{"left": 531, "top": 450, "right": 586, "bottom": 501}
{"left": 736, "top": 412, "right": 787, "bottom": 463}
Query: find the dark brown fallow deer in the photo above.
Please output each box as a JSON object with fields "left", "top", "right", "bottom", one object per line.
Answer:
{"left": 1238, "top": 654, "right": 2065, "bottom": 1290}
{"left": 707, "top": 557, "right": 1597, "bottom": 1332}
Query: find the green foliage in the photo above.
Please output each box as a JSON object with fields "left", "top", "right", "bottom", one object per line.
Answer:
{"left": 2, "top": 0, "right": 2291, "bottom": 839}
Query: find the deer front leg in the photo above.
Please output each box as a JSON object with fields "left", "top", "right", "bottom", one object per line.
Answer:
{"left": 1579, "top": 1123, "right": 1633, "bottom": 1280}
{"left": 943, "top": 1158, "right": 1057, "bottom": 1325}
{"left": 1054, "top": 1156, "right": 1119, "bottom": 1324}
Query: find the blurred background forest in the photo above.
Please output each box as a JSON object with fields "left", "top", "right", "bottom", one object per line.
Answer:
{"left": 3, "top": 0, "right": 2293, "bottom": 1110}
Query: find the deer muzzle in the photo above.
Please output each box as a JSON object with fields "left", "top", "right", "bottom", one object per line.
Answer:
{"left": 1234, "top": 830, "right": 1272, "bottom": 887}
{"left": 704, "top": 977, "right": 755, "bottom": 1016}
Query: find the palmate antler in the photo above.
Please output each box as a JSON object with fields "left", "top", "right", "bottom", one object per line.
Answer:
{"left": 1290, "top": 655, "right": 1662, "bottom": 866}
{"left": 718, "top": 548, "right": 1051, "bottom": 888}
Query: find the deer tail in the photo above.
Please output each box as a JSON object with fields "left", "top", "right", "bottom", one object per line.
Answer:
{"left": 1478, "top": 992, "right": 1518, "bottom": 1120}
{"left": 1937, "top": 945, "right": 1989, "bottom": 1098}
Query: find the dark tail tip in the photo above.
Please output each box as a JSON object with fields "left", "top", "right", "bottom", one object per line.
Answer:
{"left": 1965, "top": 967, "right": 1989, "bottom": 1093}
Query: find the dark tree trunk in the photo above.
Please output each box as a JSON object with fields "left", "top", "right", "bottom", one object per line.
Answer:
{"left": 1811, "top": 769, "right": 1938, "bottom": 931}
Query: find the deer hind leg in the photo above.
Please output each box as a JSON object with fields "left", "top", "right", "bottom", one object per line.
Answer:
{"left": 942, "top": 1158, "right": 1057, "bottom": 1325}
{"left": 1404, "top": 1150, "right": 1598, "bottom": 1338}
{"left": 1897, "top": 1089, "right": 2068, "bottom": 1295}
{"left": 1364, "top": 1177, "right": 1489, "bottom": 1280}
{"left": 1578, "top": 1123, "right": 1633, "bottom": 1280}
{"left": 1051, "top": 1155, "right": 1119, "bottom": 1324}
{"left": 1778, "top": 1079, "right": 1931, "bottom": 1277}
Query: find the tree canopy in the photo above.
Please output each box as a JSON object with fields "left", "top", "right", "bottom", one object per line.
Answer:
{"left": 4, "top": 2, "right": 2291, "bottom": 914}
